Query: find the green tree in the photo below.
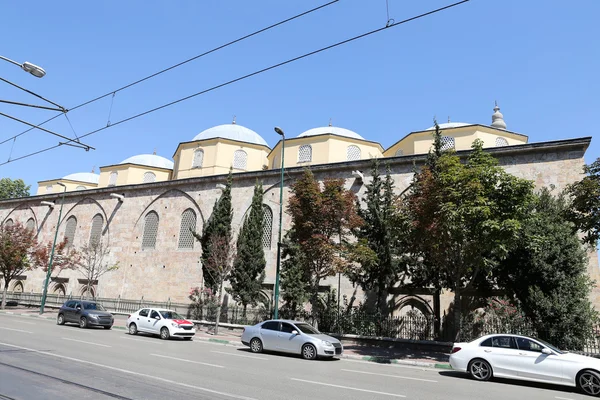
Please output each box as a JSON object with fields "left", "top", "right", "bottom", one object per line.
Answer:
{"left": 0, "top": 178, "right": 30, "bottom": 200}
{"left": 495, "top": 188, "right": 597, "bottom": 350}
{"left": 194, "top": 169, "right": 233, "bottom": 292}
{"left": 565, "top": 157, "right": 600, "bottom": 247}
{"left": 280, "top": 237, "right": 309, "bottom": 319}
{"left": 229, "top": 181, "right": 266, "bottom": 316}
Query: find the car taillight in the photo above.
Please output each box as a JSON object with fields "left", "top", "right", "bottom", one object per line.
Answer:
{"left": 451, "top": 347, "right": 461, "bottom": 354}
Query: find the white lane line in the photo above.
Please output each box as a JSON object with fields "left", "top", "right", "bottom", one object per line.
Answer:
{"left": 290, "top": 378, "right": 406, "bottom": 398}
{"left": 151, "top": 353, "right": 225, "bottom": 368}
{"left": 211, "top": 350, "right": 267, "bottom": 360}
{"left": 341, "top": 359, "right": 438, "bottom": 372}
{"left": 555, "top": 397, "right": 575, "bottom": 400}
{"left": 0, "top": 342, "right": 254, "bottom": 400}
{"left": 341, "top": 368, "right": 438, "bottom": 382}
{"left": 0, "top": 327, "right": 33, "bottom": 333}
{"left": 120, "top": 336, "right": 162, "bottom": 344}
{"left": 62, "top": 337, "right": 111, "bottom": 348}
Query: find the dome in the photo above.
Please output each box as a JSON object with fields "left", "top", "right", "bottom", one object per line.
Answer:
{"left": 119, "top": 154, "right": 174, "bottom": 169}
{"left": 298, "top": 126, "right": 364, "bottom": 140}
{"left": 425, "top": 122, "right": 471, "bottom": 131}
{"left": 62, "top": 172, "right": 100, "bottom": 184}
{"left": 193, "top": 123, "right": 268, "bottom": 146}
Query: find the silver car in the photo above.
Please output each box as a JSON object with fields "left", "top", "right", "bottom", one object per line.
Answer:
{"left": 241, "top": 319, "right": 343, "bottom": 360}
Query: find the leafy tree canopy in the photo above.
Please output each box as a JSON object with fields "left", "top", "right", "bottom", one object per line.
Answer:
{"left": 565, "top": 157, "right": 600, "bottom": 247}
{"left": 0, "top": 178, "right": 30, "bottom": 200}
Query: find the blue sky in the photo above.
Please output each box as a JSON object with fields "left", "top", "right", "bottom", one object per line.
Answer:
{"left": 1, "top": 0, "right": 598, "bottom": 190}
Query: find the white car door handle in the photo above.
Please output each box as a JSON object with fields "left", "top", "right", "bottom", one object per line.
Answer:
{"left": 519, "top": 353, "right": 527, "bottom": 356}
{"left": 484, "top": 350, "right": 492, "bottom": 353}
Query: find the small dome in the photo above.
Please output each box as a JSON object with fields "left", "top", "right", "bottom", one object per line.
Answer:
{"left": 298, "top": 126, "right": 364, "bottom": 140}
{"left": 120, "top": 154, "right": 174, "bottom": 169}
{"left": 63, "top": 172, "right": 100, "bottom": 184}
{"left": 193, "top": 124, "right": 268, "bottom": 146}
{"left": 425, "top": 122, "right": 471, "bottom": 130}
{"left": 491, "top": 103, "right": 507, "bottom": 130}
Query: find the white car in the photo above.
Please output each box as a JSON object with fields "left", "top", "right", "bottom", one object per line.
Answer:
{"left": 126, "top": 308, "right": 196, "bottom": 340}
{"left": 450, "top": 334, "right": 600, "bottom": 396}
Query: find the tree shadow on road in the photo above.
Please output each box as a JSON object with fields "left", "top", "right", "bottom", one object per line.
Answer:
{"left": 235, "top": 347, "right": 340, "bottom": 362}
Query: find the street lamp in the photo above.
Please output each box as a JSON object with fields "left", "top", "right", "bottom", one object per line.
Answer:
{"left": 0, "top": 55, "right": 46, "bottom": 78}
{"left": 39, "top": 182, "right": 67, "bottom": 314}
{"left": 273, "top": 126, "right": 285, "bottom": 319}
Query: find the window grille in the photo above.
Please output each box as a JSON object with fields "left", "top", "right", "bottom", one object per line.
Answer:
{"left": 76, "top": 186, "right": 86, "bottom": 190}
{"left": 108, "top": 172, "right": 118, "bottom": 186}
{"left": 143, "top": 172, "right": 156, "bottom": 183}
{"left": 192, "top": 149, "right": 204, "bottom": 168}
{"left": 142, "top": 211, "right": 159, "bottom": 249}
{"left": 395, "top": 148, "right": 404, "bottom": 156}
{"left": 46, "top": 185, "right": 53, "bottom": 193}
{"left": 298, "top": 145, "right": 312, "bottom": 163}
{"left": 64, "top": 216, "right": 77, "bottom": 247}
{"left": 262, "top": 205, "right": 273, "bottom": 249}
{"left": 233, "top": 150, "right": 248, "bottom": 170}
{"left": 347, "top": 145, "right": 361, "bottom": 161}
{"left": 495, "top": 137, "right": 509, "bottom": 147}
{"left": 178, "top": 209, "right": 196, "bottom": 249}
{"left": 89, "top": 214, "right": 103, "bottom": 246}
{"left": 26, "top": 218, "right": 35, "bottom": 232}
{"left": 441, "top": 136, "right": 455, "bottom": 151}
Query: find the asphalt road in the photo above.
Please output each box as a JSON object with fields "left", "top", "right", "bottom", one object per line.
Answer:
{"left": 0, "top": 313, "right": 592, "bottom": 400}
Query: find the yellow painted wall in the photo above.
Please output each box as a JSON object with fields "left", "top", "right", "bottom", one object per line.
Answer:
{"left": 326, "top": 137, "right": 383, "bottom": 162}
{"left": 98, "top": 165, "right": 130, "bottom": 188}
{"left": 36, "top": 179, "right": 99, "bottom": 195}
{"left": 97, "top": 165, "right": 171, "bottom": 187}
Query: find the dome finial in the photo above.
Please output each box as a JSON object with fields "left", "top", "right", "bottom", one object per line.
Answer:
{"left": 91, "top": 166, "right": 95, "bottom": 173}
{"left": 232, "top": 115, "right": 236, "bottom": 125}
{"left": 153, "top": 148, "right": 157, "bottom": 155}
{"left": 447, "top": 116, "right": 451, "bottom": 123}
{"left": 491, "top": 101, "right": 507, "bottom": 130}
{"left": 329, "top": 118, "right": 332, "bottom": 127}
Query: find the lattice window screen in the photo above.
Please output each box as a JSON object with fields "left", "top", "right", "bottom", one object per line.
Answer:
{"left": 233, "top": 150, "right": 248, "bottom": 170}
{"left": 262, "top": 205, "right": 273, "bottom": 249}
{"left": 108, "top": 172, "right": 118, "bottom": 186}
{"left": 26, "top": 218, "right": 35, "bottom": 232}
{"left": 298, "top": 145, "right": 312, "bottom": 163}
{"left": 76, "top": 186, "right": 86, "bottom": 190}
{"left": 395, "top": 148, "right": 404, "bottom": 156}
{"left": 495, "top": 137, "right": 509, "bottom": 147}
{"left": 142, "top": 211, "right": 159, "bottom": 249}
{"left": 347, "top": 145, "right": 361, "bottom": 161}
{"left": 192, "top": 149, "right": 204, "bottom": 168}
{"left": 89, "top": 214, "right": 103, "bottom": 245}
{"left": 46, "top": 185, "right": 53, "bottom": 193}
{"left": 64, "top": 216, "right": 77, "bottom": 247}
{"left": 441, "top": 136, "right": 455, "bottom": 151}
{"left": 178, "top": 209, "right": 196, "bottom": 249}
{"left": 4, "top": 219, "right": 13, "bottom": 227}
{"left": 143, "top": 172, "right": 156, "bottom": 183}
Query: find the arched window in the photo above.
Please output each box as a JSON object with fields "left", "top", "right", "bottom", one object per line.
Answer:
{"left": 89, "top": 214, "right": 104, "bottom": 246}
{"left": 12, "top": 281, "right": 24, "bottom": 293}
{"left": 495, "top": 137, "right": 509, "bottom": 147}
{"left": 262, "top": 205, "right": 273, "bottom": 249}
{"left": 76, "top": 186, "right": 86, "bottom": 190}
{"left": 46, "top": 185, "right": 53, "bottom": 193}
{"left": 441, "top": 136, "right": 455, "bottom": 151}
{"left": 142, "top": 211, "right": 159, "bottom": 250}
{"left": 108, "top": 171, "right": 118, "bottom": 187}
{"left": 233, "top": 150, "right": 248, "bottom": 170}
{"left": 298, "top": 145, "right": 312, "bottom": 163}
{"left": 347, "top": 145, "right": 361, "bottom": 161}
{"left": 143, "top": 172, "right": 156, "bottom": 183}
{"left": 178, "top": 209, "right": 197, "bottom": 249}
{"left": 52, "top": 283, "right": 66, "bottom": 296}
{"left": 4, "top": 219, "right": 14, "bottom": 228}
{"left": 64, "top": 216, "right": 77, "bottom": 247}
{"left": 26, "top": 218, "right": 35, "bottom": 232}
{"left": 395, "top": 148, "right": 404, "bottom": 156}
{"left": 192, "top": 149, "right": 204, "bottom": 168}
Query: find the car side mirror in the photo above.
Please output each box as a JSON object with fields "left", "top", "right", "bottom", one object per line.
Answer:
{"left": 154, "top": 316, "right": 160, "bottom": 320}
{"left": 291, "top": 330, "right": 298, "bottom": 335}
{"left": 542, "top": 348, "right": 552, "bottom": 355}
{"left": 76, "top": 306, "right": 81, "bottom": 310}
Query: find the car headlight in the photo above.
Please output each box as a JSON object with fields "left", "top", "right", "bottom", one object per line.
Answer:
{"left": 322, "top": 340, "right": 333, "bottom": 346}
{"left": 88, "top": 314, "right": 98, "bottom": 319}
{"left": 171, "top": 322, "right": 179, "bottom": 328}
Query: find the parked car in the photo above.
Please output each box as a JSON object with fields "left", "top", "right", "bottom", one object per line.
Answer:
{"left": 241, "top": 320, "right": 343, "bottom": 360}
{"left": 449, "top": 334, "right": 600, "bottom": 396}
{"left": 126, "top": 308, "right": 196, "bottom": 340}
{"left": 57, "top": 300, "right": 114, "bottom": 329}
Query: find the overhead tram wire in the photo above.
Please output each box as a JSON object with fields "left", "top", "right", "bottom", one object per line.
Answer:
{"left": 0, "top": 0, "right": 469, "bottom": 167}
{"left": 0, "top": 0, "right": 340, "bottom": 146}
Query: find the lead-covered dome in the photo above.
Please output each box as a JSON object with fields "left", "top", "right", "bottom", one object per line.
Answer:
{"left": 63, "top": 172, "right": 99, "bottom": 184}
{"left": 193, "top": 123, "right": 268, "bottom": 146}
{"left": 298, "top": 126, "right": 364, "bottom": 140}
{"left": 120, "top": 154, "right": 174, "bottom": 169}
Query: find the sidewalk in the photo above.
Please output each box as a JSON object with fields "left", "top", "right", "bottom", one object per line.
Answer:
{"left": 0, "top": 307, "right": 451, "bottom": 370}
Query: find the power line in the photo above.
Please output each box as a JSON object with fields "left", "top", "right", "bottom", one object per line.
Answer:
{"left": 0, "top": 0, "right": 469, "bottom": 167}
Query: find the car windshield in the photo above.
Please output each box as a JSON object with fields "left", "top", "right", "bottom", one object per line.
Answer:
{"left": 295, "top": 323, "right": 320, "bottom": 335}
{"left": 160, "top": 311, "right": 184, "bottom": 320}
{"left": 532, "top": 337, "right": 564, "bottom": 354}
{"left": 83, "top": 303, "right": 106, "bottom": 311}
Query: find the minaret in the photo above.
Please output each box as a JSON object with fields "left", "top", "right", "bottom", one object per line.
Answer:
{"left": 491, "top": 101, "right": 507, "bottom": 130}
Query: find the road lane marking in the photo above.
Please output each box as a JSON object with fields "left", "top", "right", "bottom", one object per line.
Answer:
{"left": 62, "top": 337, "right": 111, "bottom": 347}
{"left": 341, "top": 359, "right": 438, "bottom": 372}
{"left": 151, "top": 353, "right": 225, "bottom": 368}
{"left": 290, "top": 378, "right": 406, "bottom": 397}
{"left": 0, "top": 315, "right": 37, "bottom": 324}
{"left": 555, "top": 397, "right": 575, "bottom": 400}
{"left": 0, "top": 327, "right": 32, "bottom": 333}
{"left": 341, "top": 369, "right": 438, "bottom": 382}
{"left": 0, "top": 342, "right": 256, "bottom": 400}
{"left": 120, "top": 336, "right": 162, "bottom": 344}
{"left": 211, "top": 350, "right": 267, "bottom": 360}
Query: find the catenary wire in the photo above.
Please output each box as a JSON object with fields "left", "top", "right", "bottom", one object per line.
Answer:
{"left": 0, "top": 0, "right": 469, "bottom": 167}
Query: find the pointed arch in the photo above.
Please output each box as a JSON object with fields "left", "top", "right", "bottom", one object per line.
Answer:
{"left": 142, "top": 211, "right": 159, "bottom": 250}
{"left": 64, "top": 216, "right": 77, "bottom": 247}
{"left": 178, "top": 208, "right": 197, "bottom": 249}
{"left": 262, "top": 204, "right": 273, "bottom": 249}
{"left": 89, "top": 214, "right": 104, "bottom": 246}
{"left": 347, "top": 145, "right": 361, "bottom": 161}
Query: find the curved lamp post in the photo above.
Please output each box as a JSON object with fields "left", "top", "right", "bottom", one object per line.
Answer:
{"left": 273, "top": 126, "right": 285, "bottom": 319}
{"left": 0, "top": 55, "right": 46, "bottom": 78}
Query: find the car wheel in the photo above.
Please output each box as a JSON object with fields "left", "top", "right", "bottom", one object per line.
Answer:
{"left": 128, "top": 323, "right": 138, "bottom": 335}
{"left": 249, "top": 338, "right": 263, "bottom": 353}
{"left": 160, "top": 327, "right": 170, "bottom": 340}
{"left": 302, "top": 344, "right": 317, "bottom": 360}
{"left": 79, "top": 317, "right": 88, "bottom": 329}
{"left": 578, "top": 369, "right": 600, "bottom": 396}
{"left": 57, "top": 314, "right": 65, "bottom": 325}
{"left": 469, "top": 359, "right": 492, "bottom": 381}
{"left": 104, "top": 325, "right": 112, "bottom": 330}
